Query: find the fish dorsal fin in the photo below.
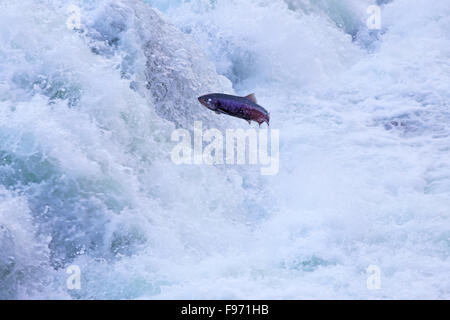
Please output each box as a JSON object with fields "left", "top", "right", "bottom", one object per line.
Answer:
{"left": 244, "top": 93, "right": 257, "bottom": 103}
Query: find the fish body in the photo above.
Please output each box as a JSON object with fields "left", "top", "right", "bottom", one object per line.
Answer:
{"left": 198, "top": 93, "right": 270, "bottom": 126}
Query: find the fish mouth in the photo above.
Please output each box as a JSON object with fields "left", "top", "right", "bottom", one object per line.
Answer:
{"left": 197, "top": 96, "right": 210, "bottom": 109}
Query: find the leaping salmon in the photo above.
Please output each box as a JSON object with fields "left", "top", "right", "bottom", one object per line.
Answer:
{"left": 198, "top": 93, "right": 270, "bottom": 126}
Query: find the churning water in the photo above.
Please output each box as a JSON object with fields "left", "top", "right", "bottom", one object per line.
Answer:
{"left": 0, "top": 0, "right": 449, "bottom": 299}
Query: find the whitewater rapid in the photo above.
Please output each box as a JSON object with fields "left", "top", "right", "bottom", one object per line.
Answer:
{"left": 0, "top": 0, "right": 449, "bottom": 299}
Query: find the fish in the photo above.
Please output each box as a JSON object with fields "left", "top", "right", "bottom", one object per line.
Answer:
{"left": 198, "top": 93, "right": 270, "bottom": 126}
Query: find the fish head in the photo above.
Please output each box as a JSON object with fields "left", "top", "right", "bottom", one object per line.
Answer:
{"left": 197, "top": 94, "right": 218, "bottom": 111}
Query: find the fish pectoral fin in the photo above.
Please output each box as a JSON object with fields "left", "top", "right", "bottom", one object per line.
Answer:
{"left": 247, "top": 120, "right": 251, "bottom": 125}
{"left": 215, "top": 110, "right": 221, "bottom": 114}
{"left": 217, "top": 108, "right": 234, "bottom": 116}
{"left": 244, "top": 93, "right": 257, "bottom": 103}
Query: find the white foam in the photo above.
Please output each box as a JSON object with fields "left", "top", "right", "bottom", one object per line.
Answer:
{"left": 0, "top": 0, "right": 449, "bottom": 299}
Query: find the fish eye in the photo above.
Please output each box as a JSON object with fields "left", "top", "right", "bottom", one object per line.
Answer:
{"left": 208, "top": 98, "right": 212, "bottom": 102}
